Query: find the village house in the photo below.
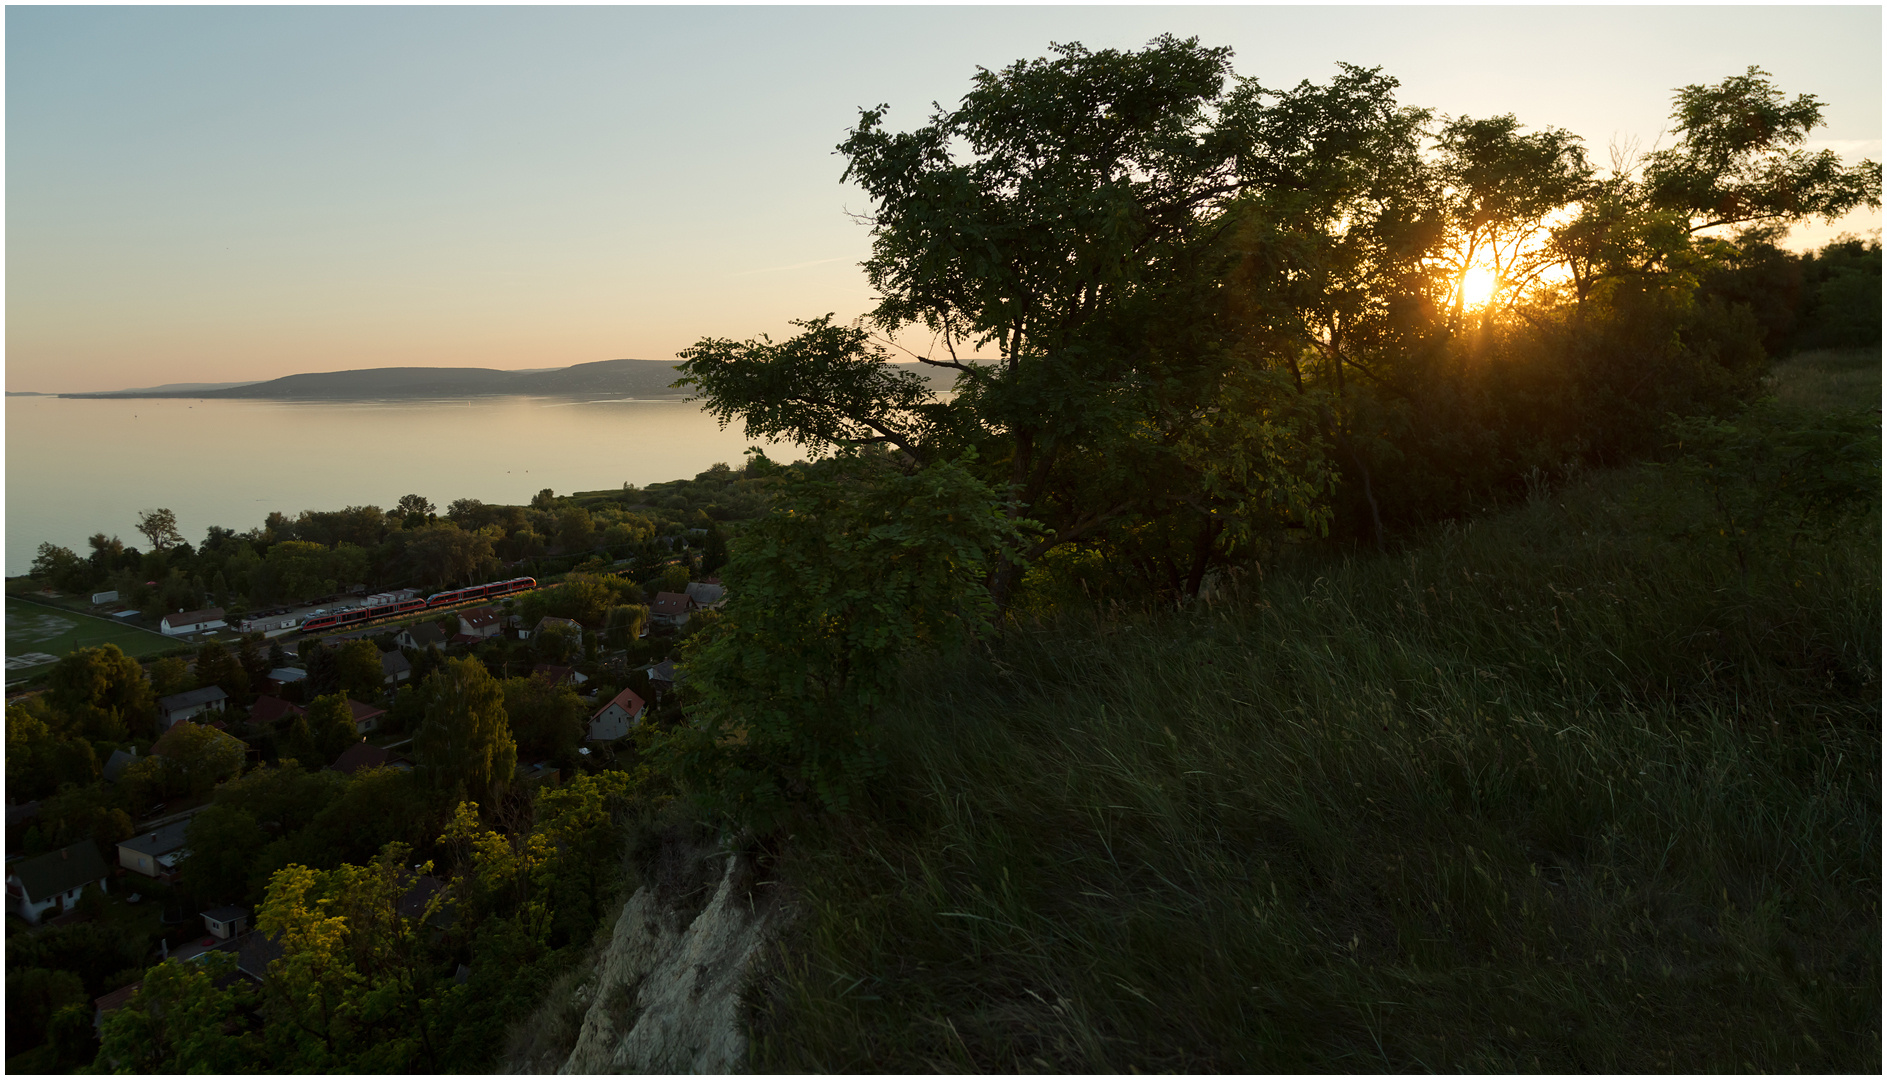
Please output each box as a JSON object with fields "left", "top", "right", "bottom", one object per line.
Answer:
{"left": 157, "top": 686, "right": 228, "bottom": 728}
{"left": 649, "top": 591, "right": 697, "bottom": 630}
{"left": 588, "top": 686, "right": 646, "bottom": 742}
{"left": 684, "top": 580, "right": 726, "bottom": 609}
{"left": 532, "top": 663, "right": 587, "bottom": 688}
{"left": 202, "top": 905, "right": 250, "bottom": 940}
{"left": 346, "top": 699, "right": 387, "bottom": 735}
{"left": 160, "top": 607, "right": 227, "bottom": 636}
{"left": 118, "top": 820, "right": 192, "bottom": 880}
{"left": 395, "top": 622, "right": 447, "bottom": 650}
{"left": 102, "top": 747, "right": 140, "bottom": 782}
{"left": 249, "top": 695, "right": 306, "bottom": 727}
{"left": 530, "top": 615, "right": 582, "bottom": 641}
{"left": 458, "top": 606, "right": 503, "bottom": 639}
{"left": 7, "top": 842, "right": 110, "bottom": 925}
{"left": 381, "top": 650, "right": 412, "bottom": 686}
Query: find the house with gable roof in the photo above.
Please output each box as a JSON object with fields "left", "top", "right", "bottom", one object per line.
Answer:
{"left": 649, "top": 591, "right": 697, "bottom": 630}
{"left": 589, "top": 686, "right": 646, "bottom": 742}
{"left": 458, "top": 606, "right": 503, "bottom": 639}
{"left": 157, "top": 686, "right": 228, "bottom": 729}
{"left": 6, "top": 841, "right": 110, "bottom": 924}
{"left": 160, "top": 607, "right": 227, "bottom": 636}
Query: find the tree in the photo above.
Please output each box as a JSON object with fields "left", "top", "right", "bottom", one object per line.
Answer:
{"left": 333, "top": 639, "right": 386, "bottom": 702}
{"left": 533, "top": 624, "right": 579, "bottom": 665}
{"left": 195, "top": 639, "right": 251, "bottom": 702}
{"left": 604, "top": 603, "right": 649, "bottom": 653}
{"left": 556, "top": 505, "right": 595, "bottom": 552}
{"left": 403, "top": 523, "right": 500, "bottom": 589}
{"left": 236, "top": 633, "right": 272, "bottom": 693}
{"left": 95, "top": 948, "right": 258, "bottom": 1072}
{"left": 147, "top": 655, "right": 192, "bottom": 698}
{"left": 48, "top": 643, "right": 156, "bottom": 740}
{"left": 1643, "top": 66, "right": 1881, "bottom": 236}
{"left": 183, "top": 803, "right": 268, "bottom": 904}
{"left": 500, "top": 676, "right": 587, "bottom": 760}
{"left": 6, "top": 702, "right": 102, "bottom": 801}
{"left": 305, "top": 694, "right": 361, "bottom": 763}
{"left": 254, "top": 846, "right": 449, "bottom": 1071}
{"left": 680, "top": 37, "right": 1355, "bottom": 606}
{"left": 414, "top": 658, "right": 516, "bottom": 810}
{"left": 135, "top": 508, "right": 184, "bottom": 552}
{"left": 31, "top": 542, "right": 95, "bottom": 593}
{"left": 671, "top": 453, "right": 1024, "bottom": 825}
{"left": 151, "top": 721, "right": 247, "bottom": 797}
{"left": 396, "top": 494, "right": 436, "bottom": 520}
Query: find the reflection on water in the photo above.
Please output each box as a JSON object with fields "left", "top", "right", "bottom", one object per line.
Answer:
{"left": 5, "top": 395, "right": 801, "bottom": 575}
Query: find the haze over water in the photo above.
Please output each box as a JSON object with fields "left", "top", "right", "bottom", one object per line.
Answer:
{"left": 5, "top": 395, "right": 801, "bottom": 576}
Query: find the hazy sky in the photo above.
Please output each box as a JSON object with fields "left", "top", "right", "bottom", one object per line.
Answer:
{"left": 8, "top": 5, "right": 1880, "bottom": 393}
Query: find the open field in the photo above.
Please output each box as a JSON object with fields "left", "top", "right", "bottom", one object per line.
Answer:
{"left": 5, "top": 595, "right": 178, "bottom": 676}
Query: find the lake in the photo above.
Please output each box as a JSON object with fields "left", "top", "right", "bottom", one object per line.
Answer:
{"left": 5, "top": 395, "right": 803, "bottom": 575}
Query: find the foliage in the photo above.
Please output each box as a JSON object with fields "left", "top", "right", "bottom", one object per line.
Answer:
{"left": 254, "top": 845, "right": 452, "bottom": 1071}
{"left": 47, "top": 643, "right": 156, "bottom": 740}
{"left": 150, "top": 720, "right": 248, "bottom": 796}
{"left": 414, "top": 657, "right": 517, "bottom": 810}
{"left": 94, "top": 951, "right": 258, "bottom": 1073}
{"left": 193, "top": 639, "right": 251, "bottom": 702}
{"left": 306, "top": 694, "right": 364, "bottom": 762}
{"left": 333, "top": 639, "right": 386, "bottom": 702}
{"left": 747, "top": 430, "right": 1878, "bottom": 1072}
{"left": 6, "top": 700, "right": 102, "bottom": 801}
{"left": 668, "top": 453, "right": 1027, "bottom": 826}
{"left": 134, "top": 508, "right": 184, "bottom": 553}
{"left": 500, "top": 676, "right": 587, "bottom": 761}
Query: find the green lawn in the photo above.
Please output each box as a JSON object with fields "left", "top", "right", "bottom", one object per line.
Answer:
{"left": 5, "top": 595, "right": 179, "bottom": 676}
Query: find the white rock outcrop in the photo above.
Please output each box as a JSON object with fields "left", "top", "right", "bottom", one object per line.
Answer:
{"left": 558, "top": 850, "right": 780, "bottom": 1074}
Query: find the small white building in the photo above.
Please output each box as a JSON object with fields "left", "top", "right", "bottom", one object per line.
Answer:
{"left": 91, "top": 590, "right": 120, "bottom": 606}
{"left": 6, "top": 842, "right": 110, "bottom": 925}
{"left": 588, "top": 686, "right": 646, "bottom": 742}
{"left": 157, "top": 686, "right": 228, "bottom": 728}
{"left": 160, "top": 607, "right": 227, "bottom": 636}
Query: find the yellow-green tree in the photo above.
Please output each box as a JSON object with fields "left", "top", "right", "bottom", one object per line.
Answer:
{"left": 255, "top": 845, "right": 451, "bottom": 1071}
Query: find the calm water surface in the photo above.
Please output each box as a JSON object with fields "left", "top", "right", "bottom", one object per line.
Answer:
{"left": 6, "top": 396, "right": 801, "bottom": 575}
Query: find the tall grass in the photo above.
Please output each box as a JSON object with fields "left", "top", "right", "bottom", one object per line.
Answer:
{"left": 744, "top": 378, "right": 1880, "bottom": 1071}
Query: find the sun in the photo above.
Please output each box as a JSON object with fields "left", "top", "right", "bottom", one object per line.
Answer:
{"left": 1459, "top": 263, "right": 1497, "bottom": 309}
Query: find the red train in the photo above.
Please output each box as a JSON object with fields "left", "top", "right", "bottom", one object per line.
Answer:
{"left": 296, "top": 576, "right": 537, "bottom": 634}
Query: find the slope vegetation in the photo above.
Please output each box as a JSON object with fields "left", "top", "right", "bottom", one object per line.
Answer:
{"left": 742, "top": 353, "right": 1881, "bottom": 1072}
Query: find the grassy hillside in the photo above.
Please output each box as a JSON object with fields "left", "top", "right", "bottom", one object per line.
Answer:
{"left": 742, "top": 354, "right": 1881, "bottom": 1072}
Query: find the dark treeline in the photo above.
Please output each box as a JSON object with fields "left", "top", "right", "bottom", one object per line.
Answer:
{"left": 27, "top": 463, "right": 769, "bottom": 617}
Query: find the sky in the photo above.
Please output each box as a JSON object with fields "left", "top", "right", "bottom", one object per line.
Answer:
{"left": 7, "top": 5, "right": 1880, "bottom": 393}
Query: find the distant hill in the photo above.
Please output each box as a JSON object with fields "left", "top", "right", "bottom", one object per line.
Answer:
{"left": 59, "top": 358, "right": 958, "bottom": 401}
{"left": 64, "top": 360, "right": 689, "bottom": 401}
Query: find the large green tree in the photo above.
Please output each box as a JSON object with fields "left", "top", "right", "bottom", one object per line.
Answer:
{"left": 670, "top": 453, "right": 1025, "bottom": 825}
{"left": 413, "top": 658, "right": 516, "bottom": 810}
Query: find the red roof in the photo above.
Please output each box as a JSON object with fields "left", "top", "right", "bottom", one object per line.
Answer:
{"left": 461, "top": 606, "right": 500, "bottom": 628}
{"left": 651, "top": 592, "right": 694, "bottom": 616}
{"left": 94, "top": 982, "right": 141, "bottom": 1016}
{"left": 532, "top": 664, "right": 575, "bottom": 685}
{"left": 250, "top": 695, "right": 306, "bottom": 726}
{"left": 593, "top": 686, "right": 645, "bottom": 720}
{"left": 331, "top": 741, "right": 390, "bottom": 775}
{"left": 345, "top": 699, "right": 387, "bottom": 724}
